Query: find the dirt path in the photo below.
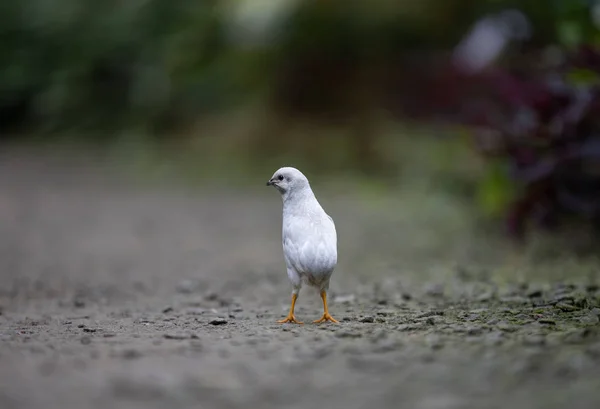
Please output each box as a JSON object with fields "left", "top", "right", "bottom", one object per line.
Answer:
{"left": 1, "top": 151, "right": 600, "bottom": 409}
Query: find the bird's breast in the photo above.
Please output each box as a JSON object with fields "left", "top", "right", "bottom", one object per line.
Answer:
{"left": 282, "top": 217, "right": 337, "bottom": 276}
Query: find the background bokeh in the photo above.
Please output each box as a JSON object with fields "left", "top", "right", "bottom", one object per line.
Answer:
{"left": 1, "top": 0, "right": 600, "bottom": 247}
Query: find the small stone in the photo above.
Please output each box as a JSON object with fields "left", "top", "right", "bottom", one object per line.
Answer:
{"left": 552, "top": 293, "right": 575, "bottom": 304}
{"left": 538, "top": 318, "right": 556, "bottom": 325}
{"left": 209, "top": 318, "right": 228, "bottom": 325}
{"left": 556, "top": 303, "right": 578, "bottom": 312}
{"left": 376, "top": 310, "right": 394, "bottom": 317}
{"left": 580, "top": 314, "right": 599, "bottom": 325}
{"left": 497, "top": 322, "right": 519, "bottom": 332}
{"left": 73, "top": 299, "right": 86, "bottom": 308}
{"left": 176, "top": 280, "right": 197, "bottom": 294}
{"left": 415, "top": 311, "right": 444, "bottom": 319}
{"left": 122, "top": 349, "right": 142, "bottom": 359}
{"left": 526, "top": 288, "right": 543, "bottom": 298}
{"left": 574, "top": 295, "right": 590, "bottom": 309}
{"left": 477, "top": 292, "right": 494, "bottom": 302}
{"left": 82, "top": 328, "right": 97, "bottom": 333}
{"left": 424, "top": 283, "right": 444, "bottom": 297}
{"left": 80, "top": 336, "right": 91, "bottom": 345}
{"left": 164, "top": 333, "right": 188, "bottom": 340}
{"left": 103, "top": 333, "right": 116, "bottom": 338}
{"left": 590, "top": 308, "right": 600, "bottom": 316}
{"left": 162, "top": 306, "right": 174, "bottom": 314}
{"left": 500, "top": 296, "right": 529, "bottom": 304}
{"left": 185, "top": 308, "right": 206, "bottom": 316}
{"left": 467, "top": 326, "right": 484, "bottom": 336}
{"left": 359, "top": 316, "right": 374, "bottom": 323}
{"left": 396, "top": 323, "right": 426, "bottom": 331}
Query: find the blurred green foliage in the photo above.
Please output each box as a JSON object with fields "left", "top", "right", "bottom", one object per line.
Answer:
{"left": 2, "top": 0, "right": 595, "bottom": 136}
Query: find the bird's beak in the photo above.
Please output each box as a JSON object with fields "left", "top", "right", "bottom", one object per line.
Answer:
{"left": 266, "top": 179, "right": 274, "bottom": 186}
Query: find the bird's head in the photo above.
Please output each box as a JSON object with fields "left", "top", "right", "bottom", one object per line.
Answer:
{"left": 266, "top": 167, "right": 310, "bottom": 196}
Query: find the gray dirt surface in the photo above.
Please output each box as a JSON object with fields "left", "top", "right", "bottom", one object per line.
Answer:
{"left": 1, "top": 150, "right": 600, "bottom": 409}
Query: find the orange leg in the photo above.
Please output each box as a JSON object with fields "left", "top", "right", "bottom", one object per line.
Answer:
{"left": 313, "top": 290, "right": 338, "bottom": 324}
{"left": 277, "top": 293, "right": 303, "bottom": 324}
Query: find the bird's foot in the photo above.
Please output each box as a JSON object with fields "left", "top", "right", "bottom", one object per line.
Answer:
{"left": 277, "top": 315, "right": 303, "bottom": 324}
{"left": 313, "top": 313, "right": 339, "bottom": 324}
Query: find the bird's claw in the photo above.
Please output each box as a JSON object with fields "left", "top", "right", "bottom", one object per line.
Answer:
{"left": 277, "top": 315, "right": 303, "bottom": 324}
{"left": 313, "top": 313, "right": 339, "bottom": 324}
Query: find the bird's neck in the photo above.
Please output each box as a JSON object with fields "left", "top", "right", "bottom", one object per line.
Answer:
{"left": 282, "top": 187, "right": 318, "bottom": 212}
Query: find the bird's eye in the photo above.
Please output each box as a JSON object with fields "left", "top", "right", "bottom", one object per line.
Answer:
{"left": 278, "top": 175, "right": 284, "bottom": 181}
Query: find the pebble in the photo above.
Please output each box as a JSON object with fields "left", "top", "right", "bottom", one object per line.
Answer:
{"left": 176, "top": 280, "right": 197, "bottom": 294}
{"left": 591, "top": 308, "right": 600, "bottom": 316}
{"left": 209, "top": 318, "right": 228, "bottom": 325}
{"left": 415, "top": 311, "right": 444, "bottom": 318}
{"left": 424, "top": 283, "right": 444, "bottom": 297}
{"left": 80, "top": 336, "right": 91, "bottom": 345}
{"left": 552, "top": 293, "right": 575, "bottom": 304}
{"left": 555, "top": 303, "right": 578, "bottom": 312}
{"left": 73, "top": 299, "right": 86, "bottom": 308}
{"left": 121, "top": 349, "right": 143, "bottom": 359}
{"left": 526, "top": 288, "right": 543, "bottom": 298}
{"left": 467, "top": 326, "right": 484, "bottom": 336}
{"left": 579, "top": 314, "right": 599, "bottom": 325}
{"left": 497, "top": 322, "right": 519, "bottom": 332}
{"left": 164, "top": 333, "right": 188, "bottom": 340}
{"left": 396, "top": 323, "right": 426, "bottom": 331}
{"left": 359, "top": 316, "right": 374, "bottom": 323}
{"left": 500, "top": 296, "right": 529, "bottom": 304}
{"left": 538, "top": 318, "right": 556, "bottom": 325}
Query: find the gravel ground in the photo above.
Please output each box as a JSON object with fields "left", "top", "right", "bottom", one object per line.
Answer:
{"left": 1, "top": 150, "right": 600, "bottom": 409}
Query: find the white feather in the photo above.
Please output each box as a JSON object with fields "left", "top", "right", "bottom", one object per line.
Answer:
{"left": 268, "top": 167, "right": 337, "bottom": 294}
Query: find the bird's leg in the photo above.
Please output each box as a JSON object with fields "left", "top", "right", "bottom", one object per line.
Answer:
{"left": 277, "top": 293, "right": 303, "bottom": 324}
{"left": 314, "top": 290, "right": 338, "bottom": 324}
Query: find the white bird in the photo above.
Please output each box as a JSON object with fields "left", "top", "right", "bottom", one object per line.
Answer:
{"left": 266, "top": 166, "right": 339, "bottom": 324}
